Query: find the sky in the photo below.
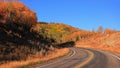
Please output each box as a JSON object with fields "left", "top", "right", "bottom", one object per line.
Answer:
{"left": 21, "top": 0, "right": 120, "bottom": 31}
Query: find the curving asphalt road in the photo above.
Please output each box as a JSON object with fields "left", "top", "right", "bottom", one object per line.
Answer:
{"left": 35, "top": 47, "right": 120, "bottom": 68}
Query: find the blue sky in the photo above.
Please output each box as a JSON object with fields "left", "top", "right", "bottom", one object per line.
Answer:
{"left": 21, "top": 0, "right": 120, "bottom": 31}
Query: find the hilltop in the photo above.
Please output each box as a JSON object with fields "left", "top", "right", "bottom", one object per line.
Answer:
{"left": 0, "top": 2, "right": 37, "bottom": 24}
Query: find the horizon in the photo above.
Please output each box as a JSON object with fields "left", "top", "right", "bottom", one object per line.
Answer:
{"left": 21, "top": 0, "right": 119, "bottom": 31}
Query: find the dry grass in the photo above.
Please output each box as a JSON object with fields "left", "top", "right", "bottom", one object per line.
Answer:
{"left": 76, "top": 45, "right": 120, "bottom": 54}
{"left": 76, "top": 32, "right": 120, "bottom": 54}
{"left": 0, "top": 48, "right": 69, "bottom": 68}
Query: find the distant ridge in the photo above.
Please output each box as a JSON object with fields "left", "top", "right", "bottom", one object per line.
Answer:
{"left": 0, "top": 0, "right": 19, "bottom": 2}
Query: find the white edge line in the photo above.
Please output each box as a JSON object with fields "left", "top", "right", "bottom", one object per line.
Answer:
{"left": 67, "top": 48, "right": 76, "bottom": 58}
{"left": 94, "top": 49, "right": 120, "bottom": 61}
{"left": 111, "top": 54, "right": 120, "bottom": 61}
{"left": 36, "top": 48, "right": 76, "bottom": 68}
{"left": 85, "top": 48, "right": 120, "bottom": 61}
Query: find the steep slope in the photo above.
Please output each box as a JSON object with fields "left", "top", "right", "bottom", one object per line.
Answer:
{"left": 0, "top": 2, "right": 52, "bottom": 63}
{"left": 76, "top": 32, "right": 120, "bottom": 53}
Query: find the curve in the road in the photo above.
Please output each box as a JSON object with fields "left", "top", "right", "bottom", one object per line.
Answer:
{"left": 36, "top": 48, "right": 94, "bottom": 68}
{"left": 75, "top": 50, "right": 94, "bottom": 68}
{"left": 36, "top": 48, "right": 76, "bottom": 68}
{"left": 35, "top": 47, "right": 120, "bottom": 68}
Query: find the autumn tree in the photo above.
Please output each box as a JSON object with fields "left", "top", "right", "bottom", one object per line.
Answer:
{"left": 97, "top": 26, "right": 103, "bottom": 33}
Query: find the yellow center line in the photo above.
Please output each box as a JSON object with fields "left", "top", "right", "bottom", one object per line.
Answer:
{"left": 75, "top": 50, "right": 94, "bottom": 68}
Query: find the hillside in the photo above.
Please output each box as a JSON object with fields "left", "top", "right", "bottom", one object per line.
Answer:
{"left": 32, "top": 22, "right": 94, "bottom": 44}
{"left": 0, "top": 2, "right": 52, "bottom": 63}
{"left": 68, "top": 30, "right": 95, "bottom": 41}
{"left": 33, "top": 23, "right": 79, "bottom": 44}
{"left": 76, "top": 32, "right": 120, "bottom": 53}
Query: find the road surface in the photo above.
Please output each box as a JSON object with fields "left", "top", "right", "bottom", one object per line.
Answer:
{"left": 35, "top": 47, "right": 120, "bottom": 68}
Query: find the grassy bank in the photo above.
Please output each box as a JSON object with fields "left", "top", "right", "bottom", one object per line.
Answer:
{"left": 0, "top": 48, "right": 69, "bottom": 68}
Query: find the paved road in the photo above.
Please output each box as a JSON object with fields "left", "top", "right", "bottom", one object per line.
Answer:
{"left": 35, "top": 47, "right": 120, "bottom": 68}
